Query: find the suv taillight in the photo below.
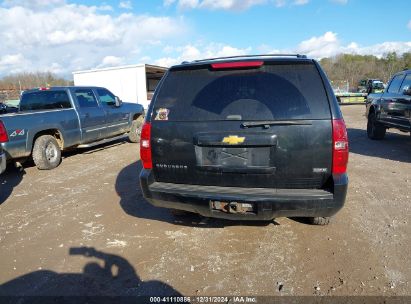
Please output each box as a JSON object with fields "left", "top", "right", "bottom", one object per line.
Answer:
{"left": 332, "top": 118, "right": 349, "bottom": 174}
{"left": 0, "top": 121, "right": 8, "bottom": 143}
{"left": 140, "top": 122, "right": 152, "bottom": 169}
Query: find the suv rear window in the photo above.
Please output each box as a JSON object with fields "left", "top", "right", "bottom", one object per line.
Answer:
{"left": 154, "top": 62, "right": 331, "bottom": 121}
{"left": 20, "top": 90, "right": 71, "bottom": 111}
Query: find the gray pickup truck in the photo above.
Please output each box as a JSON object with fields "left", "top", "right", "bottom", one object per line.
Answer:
{"left": 0, "top": 86, "right": 144, "bottom": 170}
{"left": 366, "top": 69, "right": 411, "bottom": 139}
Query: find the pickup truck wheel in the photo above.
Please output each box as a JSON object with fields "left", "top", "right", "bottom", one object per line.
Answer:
{"left": 32, "top": 135, "right": 61, "bottom": 170}
{"left": 309, "top": 217, "right": 330, "bottom": 225}
{"left": 367, "top": 112, "right": 386, "bottom": 140}
{"left": 128, "top": 117, "right": 143, "bottom": 143}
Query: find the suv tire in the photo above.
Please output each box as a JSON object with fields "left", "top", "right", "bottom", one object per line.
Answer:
{"left": 32, "top": 135, "right": 62, "bottom": 170}
{"left": 309, "top": 217, "right": 330, "bottom": 225}
{"left": 367, "top": 112, "right": 386, "bottom": 140}
{"left": 128, "top": 117, "right": 143, "bottom": 143}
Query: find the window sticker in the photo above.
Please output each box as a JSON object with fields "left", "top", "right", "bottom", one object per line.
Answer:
{"left": 155, "top": 108, "right": 170, "bottom": 121}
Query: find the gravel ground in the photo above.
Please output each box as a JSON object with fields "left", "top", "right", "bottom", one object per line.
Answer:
{"left": 0, "top": 105, "right": 410, "bottom": 298}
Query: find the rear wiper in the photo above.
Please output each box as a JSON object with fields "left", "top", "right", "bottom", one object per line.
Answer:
{"left": 241, "top": 120, "right": 312, "bottom": 129}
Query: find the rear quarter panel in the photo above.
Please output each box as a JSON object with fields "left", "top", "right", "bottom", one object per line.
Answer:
{"left": 121, "top": 102, "right": 144, "bottom": 124}
{"left": 365, "top": 93, "right": 383, "bottom": 117}
{"left": 0, "top": 109, "right": 81, "bottom": 159}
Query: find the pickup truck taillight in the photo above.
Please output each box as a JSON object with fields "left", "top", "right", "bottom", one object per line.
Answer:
{"left": 0, "top": 121, "right": 8, "bottom": 143}
{"left": 332, "top": 118, "right": 349, "bottom": 174}
{"left": 140, "top": 122, "right": 152, "bottom": 169}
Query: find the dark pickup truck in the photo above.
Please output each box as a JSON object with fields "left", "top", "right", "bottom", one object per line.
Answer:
{"left": 366, "top": 70, "right": 411, "bottom": 139}
{"left": 0, "top": 87, "right": 144, "bottom": 170}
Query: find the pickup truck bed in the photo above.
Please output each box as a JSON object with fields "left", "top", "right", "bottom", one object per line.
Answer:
{"left": 0, "top": 86, "right": 144, "bottom": 170}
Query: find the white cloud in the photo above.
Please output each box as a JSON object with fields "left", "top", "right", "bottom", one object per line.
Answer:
{"left": 293, "top": 0, "right": 309, "bottom": 5}
{"left": 164, "top": 0, "right": 176, "bottom": 6}
{"left": 330, "top": 0, "right": 348, "bottom": 4}
{"left": 98, "top": 5, "right": 113, "bottom": 11}
{"left": 156, "top": 32, "right": 411, "bottom": 68}
{"left": 0, "top": 53, "right": 31, "bottom": 74}
{"left": 1, "top": 0, "right": 65, "bottom": 8}
{"left": 178, "top": 0, "right": 199, "bottom": 9}
{"left": 0, "top": 3, "right": 187, "bottom": 76}
{"left": 0, "top": 53, "right": 23, "bottom": 66}
{"left": 97, "top": 56, "right": 125, "bottom": 68}
{"left": 201, "top": 0, "right": 266, "bottom": 10}
{"left": 349, "top": 42, "right": 411, "bottom": 58}
{"left": 167, "top": 0, "right": 312, "bottom": 10}
{"left": 155, "top": 43, "right": 251, "bottom": 67}
{"left": 119, "top": 1, "right": 132, "bottom": 9}
{"left": 296, "top": 31, "right": 411, "bottom": 59}
{"left": 297, "top": 31, "right": 340, "bottom": 58}
{"left": 168, "top": 0, "right": 267, "bottom": 10}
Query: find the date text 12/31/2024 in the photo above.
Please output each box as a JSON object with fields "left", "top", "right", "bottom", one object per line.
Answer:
{"left": 150, "top": 297, "right": 257, "bottom": 303}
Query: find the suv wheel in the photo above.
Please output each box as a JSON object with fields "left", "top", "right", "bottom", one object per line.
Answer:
{"left": 309, "top": 217, "right": 330, "bottom": 225}
{"left": 32, "top": 135, "right": 62, "bottom": 170}
{"left": 128, "top": 117, "right": 143, "bottom": 143}
{"left": 367, "top": 112, "right": 386, "bottom": 140}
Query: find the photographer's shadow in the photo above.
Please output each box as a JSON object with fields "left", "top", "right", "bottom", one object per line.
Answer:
{"left": 0, "top": 247, "right": 181, "bottom": 296}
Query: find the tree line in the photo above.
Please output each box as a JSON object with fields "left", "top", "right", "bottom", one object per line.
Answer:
{"left": 320, "top": 52, "right": 411, "bottom": 92}
{"left": 0, "top": 72, "right": 73, "bottom": 101}
{"left": 1, "top": 52, "right": 410, "bottom": 101}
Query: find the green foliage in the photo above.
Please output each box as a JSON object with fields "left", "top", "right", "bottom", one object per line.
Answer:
{"left": 320, "top": 52, "right": 411, "bottom": 92}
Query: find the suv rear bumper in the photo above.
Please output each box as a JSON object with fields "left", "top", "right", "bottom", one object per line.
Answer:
{"left": 140, "top": 170, "right": 348, "bottom": 221}
{"left": 0, "top": 151, "right": 6, "bottom": 175}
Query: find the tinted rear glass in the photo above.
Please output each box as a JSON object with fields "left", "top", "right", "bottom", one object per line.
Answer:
{"left": 153, "top": 62, "right": 331, "bottom": 121}
{"left": 20, "top": 90, "right": 71, "bottom": 111}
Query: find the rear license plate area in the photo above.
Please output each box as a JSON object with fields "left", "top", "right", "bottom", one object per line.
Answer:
{"left": 211, "top": 200, "right": 256, "bottom": 214}
{"left": 196, "top": 146, "right": 274, "bottom": 173}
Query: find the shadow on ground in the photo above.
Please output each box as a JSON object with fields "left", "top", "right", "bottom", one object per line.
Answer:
{"left": 0, "top": 165, "right": 25, "bottom": 205}
{"left": 9, "top": 138, "right": 130, "bottom": 171}
{"left": 1, "top": 138, "right": 131, "bottom": 204}
{"left": 0, "top": 247, "right": 181, "bottom": 297}
{"left": 116, "top": 161, "right": 275, "bottom": 228}
{"left": 348, "top": 128, "right": 411, "bottom": 163}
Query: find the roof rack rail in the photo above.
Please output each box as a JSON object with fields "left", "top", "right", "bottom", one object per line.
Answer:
{"left": 186, "top": 54, "right": 307, "bottom": 64}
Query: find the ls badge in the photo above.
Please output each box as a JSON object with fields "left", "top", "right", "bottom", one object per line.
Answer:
{"left": 222, "top": 135, "right": 245, "bottom": 145}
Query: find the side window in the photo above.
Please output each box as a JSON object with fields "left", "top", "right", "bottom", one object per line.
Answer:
{"left": 20, "top": 90, "right": 71, "bottom": 111}
{"left": 387, "top": 74, "right": 405, "bottom": 94}
{"left": 399, "top": 74, "right": 411, "bottom": 95}
{"left": 97, "top": 89, "right": 116, "bottom": 106}
{"left": 75, "top": 89, "right": 98, "bottom": 108}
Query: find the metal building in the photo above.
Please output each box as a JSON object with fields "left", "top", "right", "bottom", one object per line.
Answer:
{"left": 73, "top": 64, "right": 167, "bottom": 109}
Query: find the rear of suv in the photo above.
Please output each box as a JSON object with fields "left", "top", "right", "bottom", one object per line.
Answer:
{"left": 139, "top": 55, "right": 348, "bottom": 225}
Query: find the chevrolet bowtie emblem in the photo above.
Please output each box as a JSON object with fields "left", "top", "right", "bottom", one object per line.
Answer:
{"left": 222, "top": 135, "right": 245, "bottom": 145}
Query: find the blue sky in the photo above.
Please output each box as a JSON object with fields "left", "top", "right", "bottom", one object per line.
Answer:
{"left": 0, "top": 0, "right": 410, "bottom": 76}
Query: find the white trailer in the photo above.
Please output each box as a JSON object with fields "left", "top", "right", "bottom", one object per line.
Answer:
{"left": 72, "top": 64, "right": 167, "bottom": 109}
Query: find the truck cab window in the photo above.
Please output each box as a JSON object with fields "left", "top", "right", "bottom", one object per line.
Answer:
{"left": 20, "top": 90, "right": 71, "bottom": 111}
{"left": 399, "top": 74, "right": 411, "bottom": 95}
{"left": 75, "top": 89, "right": 98, "bottom": 108}
{"left": 97, "top": 89, "right": 116, "bottom": 106}
{"left": 387, "top": 74, "right": 405, "bottom": 94}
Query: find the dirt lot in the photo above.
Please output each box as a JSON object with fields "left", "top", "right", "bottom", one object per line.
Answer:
{"left": 0, "top": 105, "right": 410, "bottom": 297}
